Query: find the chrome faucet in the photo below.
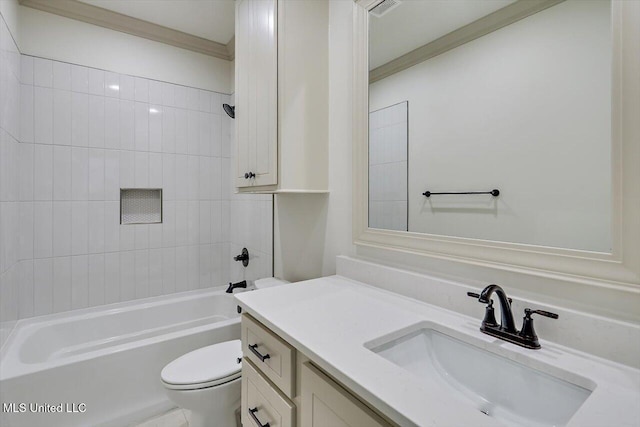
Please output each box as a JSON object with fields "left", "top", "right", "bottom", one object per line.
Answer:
{"left": 468, "top": 284, "right": 558, "bottom": 349}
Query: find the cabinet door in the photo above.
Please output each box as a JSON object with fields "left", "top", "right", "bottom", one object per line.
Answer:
{"left": 301, "top": 363, "right": 392, "bottom": 427}
{"left": 235, "top": 0, "right": 278, "bottom": 188}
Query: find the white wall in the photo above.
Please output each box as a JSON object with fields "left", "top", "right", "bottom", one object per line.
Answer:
{"left": 370, "top": 0, "right": 612, "bottom": 253}
{"left": 18, "top": 6, "right": 232, "bottom": 94}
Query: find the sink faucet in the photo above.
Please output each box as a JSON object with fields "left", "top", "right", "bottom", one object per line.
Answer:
{"left": 468, "top": 284, "right": 558, "bottom": 349}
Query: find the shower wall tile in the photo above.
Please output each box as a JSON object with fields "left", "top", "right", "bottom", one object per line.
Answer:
{"left": 11, "top": 54, "right": 273, "bottom": 324}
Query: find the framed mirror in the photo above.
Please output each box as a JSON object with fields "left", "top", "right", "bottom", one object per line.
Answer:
{"left": 353, "top": 0, "right": 640, "bottom": 293}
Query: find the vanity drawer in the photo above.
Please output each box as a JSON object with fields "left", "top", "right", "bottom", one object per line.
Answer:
{"left": 242, "top": 314, "right": 296, "bottom": 398}
{"left": 242, "top": 358, "right": 295, "bottom": 427}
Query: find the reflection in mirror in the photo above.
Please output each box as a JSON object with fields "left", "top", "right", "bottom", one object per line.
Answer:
{"left": 369, "top": 102, "right": 408, "bottom": 231}
{"left": 368, "top": 0, "right": 612, "bottom": 253}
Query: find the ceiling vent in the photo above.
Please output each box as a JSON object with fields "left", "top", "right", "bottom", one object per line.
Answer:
{"left": 370, "top": 0, "right": 402, "bottom": 18}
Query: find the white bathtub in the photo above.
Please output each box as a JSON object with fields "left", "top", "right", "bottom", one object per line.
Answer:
{"left": 0, "top": 287, "right": 240, "bottom": 427}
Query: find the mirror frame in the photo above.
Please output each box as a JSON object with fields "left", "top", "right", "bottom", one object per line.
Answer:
{"left": 353, "top": 0, "right": 640, "bottom": 293}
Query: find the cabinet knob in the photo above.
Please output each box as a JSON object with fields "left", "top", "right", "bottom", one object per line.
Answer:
{"left": 244, "top": 172, "right": 255, "bottom": 179}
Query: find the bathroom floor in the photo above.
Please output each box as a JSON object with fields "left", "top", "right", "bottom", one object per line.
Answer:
{"left": 132, "top": 409, "right": 190, "bottom": 427}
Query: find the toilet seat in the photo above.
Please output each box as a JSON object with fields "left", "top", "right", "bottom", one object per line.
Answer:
{"left": 161, "top": 340, "right": 242, "bottom": 391}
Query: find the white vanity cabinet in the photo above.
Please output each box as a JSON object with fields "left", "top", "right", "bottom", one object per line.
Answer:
{"left": 234, "top": 0, "right": 329, "bottom": 193}
{"left": 240, "top": 314, "right": 394, "bottom": 427}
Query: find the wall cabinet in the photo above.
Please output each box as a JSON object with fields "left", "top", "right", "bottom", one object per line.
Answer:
{"left": 234, "top": 0, "right": 329, "bottom": 193}
{"left": 240, "top": 314, "right": 394, "bottom": 427}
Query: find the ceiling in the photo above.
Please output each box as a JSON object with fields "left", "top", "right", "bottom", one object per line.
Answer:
{"left": 77, "top": 0, "right": 235, "bottom": 45}
{"left": 369, "top": 0, "right": 517, "bottom": 69}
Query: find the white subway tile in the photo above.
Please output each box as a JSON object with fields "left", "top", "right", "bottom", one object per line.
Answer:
{"left": 104, "top": 252, "right": 120, "bottom": 304}
{"left": 71, "top": 65, "right": 89, "bottom": 93}
{"left": 119, "top": 150, "right": 135, "bottom": 188}
{"left": 187, "top": 110, "right": 199, "bottom": 155}
{"left": 119, "top": 100, "right": 135, "bottom": 151}
{"left": 18, "top": 142, "right": 34, "bottom": 201}
{"left": 18, "top": 202, "right": 34, "bottom": 260}
{"left": 174, "top": 109, "right": 187, "bottom": 154}
{"left": 186, "top": 87, "right": 199, "bottom": 111}
{"left": 20, "top": 84, "right": 34, "bottom": 143}
{"left": 162, "top": 201, "right": 176, "bottom": 248}
{"left": 134, "top": 224, "right": 148, "bottom": 250}
{"left": 161, "top": 106, "right": 175, "bottom": 153}
{"left": 162, "top": 154, "right": 175, "bottom": 201}
{"left": 34, "top": 144, "right": 53, "bottom": 200}
{"left": 52, "top": 201, "right": 72, "bottom": 257}
{"left": 71, "top": 201, "right": 88, "bottom": 255}
{"left": 88, "top": 201, "right": 105, "bottom": 254}
{"left": 104, "top": 150, "right": 120, "bottom": 200}
{"left": 198, "top": 112, "right": 212, "bottom": 156}
{"left": 187, "top": 245, "right": 199, "bottom": 290}
{"left": 199, "top": 157, "right": 212, "bottom": 200}
{"left": 104, "top": 98, "right": 120, "bottom": 149}
{"left": 149, "top": 248, "right": 163, "bottom": 296}
{"left": 88, "top": 149, "right": 105, "bottom": 200}
{"left": 199, "top": 244, "right": 212, "bottom": 288}
{"left": 33, "top": 201, "right": 53, "bottom": 258}
{"left": 33, "top": 258, "right": 53, "bottom": 315}
{"left": 88, "top": 95, "right": 105, "bottom": 148}
{"left": 199, "top": 201, "right": 211, "bottom": 244}
{"left": 53, "top": 145, "right": 71, "bottom": 200}
{"left": 211, "top": 113, "right": 222, "bottom": 158}
{"left": 88, "top": 254, "right": 105, "bottom": 306}
{"left": 149, "top": 223, "right": 162, "bottom": 249}
{"left": 105, "top": 72, "right": 120, "bottom": 98}
{"left": 134, "top": 102, "right": 149, "bottom": 152}
{"left": 134, "top": 152, "right": 149, "bottom": 187}
{"left": 52, "top": 256, "right": 71, "bottom": 313}
{"left": 71, "top": 147, "right": 89, "bottom": 200}
{"left": 104, "top": 201, "right": 120, "bottom": 252}
{"left": 33, "top": 58, "right": 53, "bottom": 88}
{"left": 18, "top": 260, "right": 34, "bottom": 318}
{"left": 120, "top": 223, "right": 135, "bottom": 252}
{"left": 119, "top": 251, "right": 135, "bottom": 301}
{"left": 88, "top": 68, "right": 105, "bottom": 96}
{"left": 162, "top": 82, "right": 175, "bottom": 107}
{"left": 71, "top": 92, "right": 89, "bottom": 147}
{"left": 174, "top": 85, "right": 187, "bottom": 109}
{"left": 134, "top": 77, "right": 149, "bottom": 103}
{"left": 149, "top": 152, "right": 162, "bottom": 189}
{"left": 187, "top": 201, "right": 199, "bottom": 246}
{"left": 34, "top": 86, "right": 53, "bottom": 144}
{"left": 53, "top": 61, "right": 71, "bottom": 90}
{"left": 149, "top": 80, "right": 162, "bottom": 105}
{"left": 149, "top": 106, "right": 162, "bottom": 152}
{"left": 187, "top": 155, "right": 199, "bottom": 200}
{"left": 175, "top": 246, "right": 188, "bottom": 292}
{"left": 161, "top": 247, "right": 176, "bottom": 294}
{"left": 175, "top": 201, "right": 188, "bottom": 246}
{"left": 71, "top": 255, "right": 89, "bottom": 309}
{"left": 119, "top": 74, "right": 134, "bottom": 101}
{"left": 134, "top": 249, "right": 149, "bottom": 299}
{"left": 53, "top": 89, "right": 72, "bottom": 145}
{"left": 198, "top": 90, "right": 212, "bottom": 113}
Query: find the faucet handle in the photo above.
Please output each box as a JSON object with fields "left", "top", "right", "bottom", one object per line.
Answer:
{"left": 525, "top": 308, "right": 559, "bottom": 319}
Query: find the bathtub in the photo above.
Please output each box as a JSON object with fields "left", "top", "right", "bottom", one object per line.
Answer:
{"left": 0, "top": 287, "right": 240, "bottom": 427}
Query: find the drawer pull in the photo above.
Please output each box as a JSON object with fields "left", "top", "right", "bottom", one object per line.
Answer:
{"left": 248, "top": 407, "right": 270, "bottom": 427}
{"left": 248, "top": 344, "right": 271, "bottom": 362}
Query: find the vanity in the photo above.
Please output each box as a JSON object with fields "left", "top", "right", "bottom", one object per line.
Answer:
{"left": 235, "top": 261, "right": 640, "bottom": 427}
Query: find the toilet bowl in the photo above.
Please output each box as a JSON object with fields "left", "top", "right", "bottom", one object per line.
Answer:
{"left": 161, "top": 340, "right": 242, "bottom": 427}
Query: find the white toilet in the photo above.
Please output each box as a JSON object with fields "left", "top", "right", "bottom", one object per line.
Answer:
{"left": 161, "top": 340, "right": 242, "bottom": 427}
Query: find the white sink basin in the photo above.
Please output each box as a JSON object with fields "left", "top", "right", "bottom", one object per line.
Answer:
{"left": 368, "top": 326, "right": 593, "bottom": 427}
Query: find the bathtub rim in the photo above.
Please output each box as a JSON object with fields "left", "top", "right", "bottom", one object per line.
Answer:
{"left": 0, "top": 286, "right": 241, "bottom": 381}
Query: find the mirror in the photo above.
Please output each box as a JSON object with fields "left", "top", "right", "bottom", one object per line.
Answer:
{"left": 368, "top": 0, "right": 612, "bottom": 253}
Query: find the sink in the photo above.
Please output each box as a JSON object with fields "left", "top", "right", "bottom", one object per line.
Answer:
{"left": 368, "top": 326, "right": 593, "bottom": 427}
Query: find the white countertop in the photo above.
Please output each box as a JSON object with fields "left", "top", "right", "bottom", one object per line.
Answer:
{"left": 235, "top": 275, "right": 640, "bottom": 427}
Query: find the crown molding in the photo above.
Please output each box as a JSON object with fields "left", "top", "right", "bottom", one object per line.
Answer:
{"left": 19, "top": 0, "right": 234, "bottom": 61}
{"left": 370, "top": 0, "right": 564, "bottom": 83}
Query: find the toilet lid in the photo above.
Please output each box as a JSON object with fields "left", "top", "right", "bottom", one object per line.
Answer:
{"left": 161, "top": 340, "right": 242, "bottom": 388}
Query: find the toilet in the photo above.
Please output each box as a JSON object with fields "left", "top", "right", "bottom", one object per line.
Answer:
{"left": 161, "top": 340, "right": 242, "bottom": 427}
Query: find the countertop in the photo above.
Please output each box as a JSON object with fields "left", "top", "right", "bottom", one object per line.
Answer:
{"left": 235, "top": 275, "right": 640, "bottom": 427}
